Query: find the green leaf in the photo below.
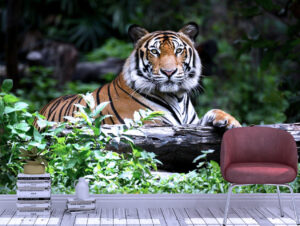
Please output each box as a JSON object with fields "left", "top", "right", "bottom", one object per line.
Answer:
{"left": 0, "top": 99, "right": 4, "bottom": 116}
{"left": 1, "top": 79, "right": 13, "bottom": 92}
{"left": 4, "top": 106, "right": 16, "bottom": 114}
{"left": 193, "top": 154, "right": 207, "bottom": 163}
{"left": 91, "top": 101, "right": 110, "bottom": 117}
{"left": 33, "top": 128, "right": 43, "bottom": 143}
{"left": 14, "top": 122, "right": 31, "bottom": 132}
{"left": 14, "top": 102, "right": 29, "bottom": 111}
{"left": 201, "top": 149, "right": 215, "bottom": 154}
{"left": 66, "top": 159, "right": 77, "bottom": 169}
{"left": 3, "top": 94, "right": 19, "bottom": 103}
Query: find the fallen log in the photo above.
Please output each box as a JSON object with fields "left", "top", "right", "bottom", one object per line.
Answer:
{"left": 102, "top": 123, "right": 300, "bottom": 172}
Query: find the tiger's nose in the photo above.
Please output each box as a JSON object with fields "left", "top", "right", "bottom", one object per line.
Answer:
{"left": 160, "top": 68, "right": 177, "bottom": 77}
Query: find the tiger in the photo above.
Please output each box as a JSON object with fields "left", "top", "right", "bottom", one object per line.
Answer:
{"left": 36, "top": 22, "right": 241, "bottom": 129}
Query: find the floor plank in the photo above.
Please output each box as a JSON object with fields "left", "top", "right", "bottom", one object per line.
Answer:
{"left": 125, "top": 208, "right": 140, "bottom": 226}
{"left": 74, "top": 213, "right": 88, "bottom": 226}
{"left": 208, "top": 207, "right": 233, "bottom": 225}
{"left": 161, "top": 208, "right": 180, "bottom": 226}
{"left": 114, "top": 208, "right": 126, "bottom": 226}
{"left": 280, "top": 206, "right": 300, "bottom": 225}
{"left": 173, "top": 208, "right": 192, "bottom": 226}
{"left": 0, "top": 209, "right": 15, "bottom": 226}
{"left": 245, "top": 208, "right": 274, "bottom": 226}
{"left": 86, "top": 209, "right": 101, "bottom": 226}
{"left": 148, "top": 208, "right": 166, "bottom": 226}
{"left": 100, "top": 208, "right": 113, "bottom": 226}
{"left": 60, "top": 210, "right": 75, "bottom": 226}
{"left": 220, "top": 206, "right": 246, "bottom": 225}
{"left": 34, "top": 213, "right": 51, "bottom": 226}
{"left": 232, "top": 207, "right": 259, "bottom": 225}
{"left": 47, "top": 209, "right": 63, "bottom": 226}
{"left": 137, "top": 208, "right": 153, "bottom": 226}
{"left": 185, "top": 208, "right": 206, "bottom": 225}
{"left": 257, "top": 207, "right": 287, "bottom": 225}
{"left": 196, "top": 208, "right": 220, "bottom": 225}
{"left": 265, "top": 207, "right": 296, "bottom": 225}
{"left": 20, "top": 215, "right": 37, "bottom": 226}
{"left": 7, "top": 210, "right": 22, "bottom": 226}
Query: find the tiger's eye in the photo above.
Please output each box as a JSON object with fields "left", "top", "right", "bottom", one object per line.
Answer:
{"left": 176, "top": 48, "right": 183, "bottom": 54}
{"left": 150, "top": 49, "right": 158, "bottom": 54}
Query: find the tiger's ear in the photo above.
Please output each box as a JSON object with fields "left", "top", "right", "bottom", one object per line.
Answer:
{"left": 179, "top": 22, "right": 199, "bottom": 42}
{"left": 128, "top": 25, "right": 149, "bottom": 45}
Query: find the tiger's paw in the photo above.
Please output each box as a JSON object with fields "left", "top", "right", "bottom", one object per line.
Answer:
{"left": 200, "top": 109, "right": 241, "bottom": 129}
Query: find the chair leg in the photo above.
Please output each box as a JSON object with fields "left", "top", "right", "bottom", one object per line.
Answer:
{"left": 285, "top": 184, "right": 300, "bottom": 225}
{"left": 223, "top": 183, "right": 234, "bottom": 226}
{"left": 277, "top": 185, "right": 284, "bottom": 217}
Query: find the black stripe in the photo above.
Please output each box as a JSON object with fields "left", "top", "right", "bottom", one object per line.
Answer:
{"left": 188, "top": 48, "right": 192, "bottom": 67}
{"left": 107, "top": 83, "right": 125, "bottom": 124}
{"left": 113, "top": 80, "right": 119, "bottom": 97}
{"left": 138, "top": 93, "right": 181, "bottom": 124}
{"left": 76, "top": 97, "right": 83, "bottom": 112}
{"left": 135, "top": 51, "right": 139, "bottom": 71}
{"left": 109, "top": 116, "right": 115, "bottom": 125}
{"left": 154, "top": 35, "right": 177, "bottom": 41}
{"left": 71, "top": 101, "right": 77, "bottom": 117}
{"left": 96, "top": 86, "right": 103, "bottom": 105}
{"left": 189, "top": 112, "right": 197, "bottom": 124}
{"left": 62, "top": 94, "right": 76, "bottom": 100}
{"left": 144, "top": 38, "right": 151, "bottom": 49}
{"left": 140, "top": 50, "right": 150, "bottom": 73}
{"left": 153, "top": 32, "right": 176, "bottom": 37}
{"left": 116, "top": 80, "right": 153, "bottom": 111}
{"left": 58, "top": 101, "right": 69, "bottom": 122}
{"left": 50, "top": 112, "right": 56, "bottom": 121}
{"left": 192, "top": 49, "right": 196, "bottom": 68}
{"left": 185, "top": 96, "right": 189, "bottom": 114}
{"left": 183, "top": 97, "right": 190, "bottom": 123}
{"left": 65, "top": 96, "right": 78, "bottom": 118}
{"left": 48, "top": 98, "right": 61, "bottom": 119}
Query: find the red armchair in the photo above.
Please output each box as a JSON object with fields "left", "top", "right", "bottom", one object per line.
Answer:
{"left": 221, "top": 126, "right": 299, "bottom": 225}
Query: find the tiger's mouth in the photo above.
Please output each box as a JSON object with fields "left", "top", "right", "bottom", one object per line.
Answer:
{"left": 152, "top": 74, "right": 190, "bottom": 93}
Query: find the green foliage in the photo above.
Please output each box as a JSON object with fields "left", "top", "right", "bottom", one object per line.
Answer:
{"left": 47, "top": 93, "right": 165, "bottom": 193}
{"left": 1, "top": 79, "right": 300, "bottom": 195}
{"left": 0, "top": 79, "right": 51, "bottom": 193}
{"left": 196, "top": 40, "right": 289, "bottom": 125}
{"left": 16, "top": 66, "right": 99, "bottom": 112}
{"left": 85, "top": 38, "right": 133, "bottom": 61}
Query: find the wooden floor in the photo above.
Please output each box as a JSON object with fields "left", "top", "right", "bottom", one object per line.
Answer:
{"left": 0, "top": 194, "right": 299, "bottom": 226}
{"left": 0, "top": 207, "right": 299, "bottom": 226}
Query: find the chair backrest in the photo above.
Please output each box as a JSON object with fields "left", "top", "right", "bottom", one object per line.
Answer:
{"left": 221, "top": 126, "right": 298, "bottom": 175}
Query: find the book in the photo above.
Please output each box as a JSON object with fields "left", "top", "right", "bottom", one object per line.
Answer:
{"left": 16, "top": 173, "right": 52, "bottom": 216}
{"left": 17, "top": 201, "right": 51, "bottom": 209}
{"left": 67, "top": 197, "right": 96, "bottom": 205}
{"left": 18, "top": 197, "right": 51, "bottom": 201}
{"left": 67, "top": 203, "right": 96, "bottom": 210}
{"left": 17, "top": 188, "right": 51, "bottom": 198}
{"left": 16, "top": 209, "right": 51, "bottom": 216}
{"left": 17, "top": 181, "right": 51, "bottom": 189}
{"left": 18, "top": 187, "right": 50, "bottom": 191}
{"left": 17, "top": 173, "right": 51, "bottom": 180}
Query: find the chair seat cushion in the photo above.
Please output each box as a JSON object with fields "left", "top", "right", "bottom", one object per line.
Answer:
{"left": 225, "top": 162, "right": 297, "bottom": 184}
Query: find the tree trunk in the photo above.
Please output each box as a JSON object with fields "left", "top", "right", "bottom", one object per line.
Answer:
{"left": 5, "top": 0, "right": 22, "bottom": 89}
{"left": 102, "top": 123, "right": 300, "bottom": 172}
{"left": 62, "top": 123, "right": 300, "bottom": 172}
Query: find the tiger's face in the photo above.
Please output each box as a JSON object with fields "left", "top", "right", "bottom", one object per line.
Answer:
{"left": 123, "top": 23, "right": 201, "bottom": 95}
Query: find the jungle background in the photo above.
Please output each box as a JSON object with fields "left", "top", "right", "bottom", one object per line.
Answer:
{"left": 0, "top": 0, "right": 300, "bottom": 194}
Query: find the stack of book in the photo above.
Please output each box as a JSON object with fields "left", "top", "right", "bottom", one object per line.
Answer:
{"left": 67, "top": 197, "right": 96, "bottom": 213}
{"left": 16, "top": 173, "right": 51, "bottom": 216}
